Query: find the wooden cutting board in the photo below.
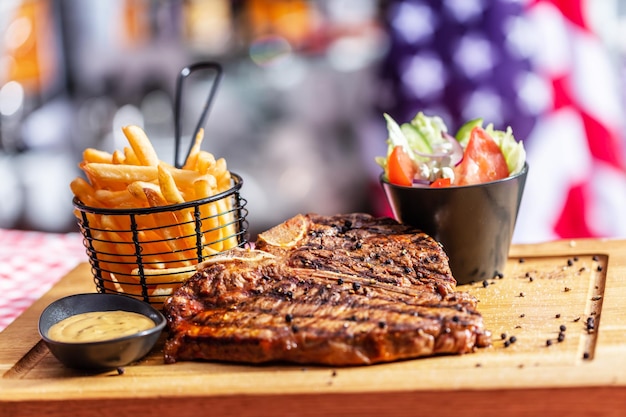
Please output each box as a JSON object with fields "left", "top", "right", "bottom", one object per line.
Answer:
{"left": 2, "top": 238, "right": 626, "bottom": 417}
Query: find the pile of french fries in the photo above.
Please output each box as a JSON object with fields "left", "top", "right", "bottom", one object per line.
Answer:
{"left": 70, "top": 125, "right": 240, "bottom": 304}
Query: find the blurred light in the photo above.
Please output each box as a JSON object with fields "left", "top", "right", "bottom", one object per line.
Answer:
{"left": 4, "top": 16, "right": 31, "bottom": 50}
{"left": 453, "top": 33, "right": 495, "bottom": 79}
{"left": 515, "top": 71, "right": 551, "bottom": 115}
{"left": 401, "top": 53, "right": 447, "bottom": 99}
{"left": 249, "top": 35, "right": 292, "bottom": 67}
{"left": 0, "top": 81, "right": 24, "bottom": 116}
{"left": 443, "top": 0, "right": 485, "bottom": 23}
{"left": 461, "top": 88, "right": 504, "bottom": 126}
{"left": 504, "top": 14, "right": 536, "bottom": 59}
{"left": 390, "top": 2, "right": 435, "bottom": 44}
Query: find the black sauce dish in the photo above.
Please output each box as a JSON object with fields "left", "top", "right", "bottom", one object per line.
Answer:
{"left": 381, "top": 163, "right": 528, "bottom": 285}
{"left": 38, "top": 293, "right": 166, "bottom": 370}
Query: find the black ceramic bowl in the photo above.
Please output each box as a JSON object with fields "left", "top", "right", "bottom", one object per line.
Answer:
{"left": 39, "top": 293, "right": 166, "bottom": 370}
{"left": 381, "top": 163, "right": 528, "bottom": 285}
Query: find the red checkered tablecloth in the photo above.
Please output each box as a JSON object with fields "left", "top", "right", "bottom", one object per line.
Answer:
{"left": 0, "top": 229, "right": 87, "bottom": 332}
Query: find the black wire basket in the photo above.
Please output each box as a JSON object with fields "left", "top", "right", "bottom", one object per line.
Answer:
{"left": 73, "top": 173, "right": 248, "bottom": 306}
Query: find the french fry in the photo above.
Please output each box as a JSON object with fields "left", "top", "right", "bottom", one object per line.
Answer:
{"left": 112, "top": 149, "right": 126, "bottom": 165}
{"left": 124, "top": 146, "right": 140, "bottom": 165}
{"left": 83, "top": 163, "right": 205, "bottom": 189}
{"left": 130, "top": 265, "right": 196, "bottom": 285}
{"left": 158, "top": 163, "right": 185, "bottom": 204}
{"left": 83, "top": 148, "right": 113, "bottom": 164}
{"left": 70, "top": 177, "right": 100, "bottom": 207}
{"left": 122, "top": 125, "right": 159, "bottom": 166}
{"left": 196, "top": 150, "right": 216, "bottom": 175}
{"left": 183, "top": 128, "right": 204, "bottom": 170}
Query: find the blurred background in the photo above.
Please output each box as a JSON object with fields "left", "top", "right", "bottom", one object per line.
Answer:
{"left": 1, "top": 0, "right": 626, "bottom": 243}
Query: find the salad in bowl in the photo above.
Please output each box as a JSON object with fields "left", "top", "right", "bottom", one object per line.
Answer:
{"left": 376, "top": 112, "right": 526, "bottom": 187}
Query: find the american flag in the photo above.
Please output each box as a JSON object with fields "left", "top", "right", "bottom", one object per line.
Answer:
{"left": 378, "top": 0, "right": 626, "bottom": 242}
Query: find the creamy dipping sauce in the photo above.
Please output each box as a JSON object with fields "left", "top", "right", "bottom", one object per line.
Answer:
{"left": 48, "top": 310, "right": 155, "bottom": 343}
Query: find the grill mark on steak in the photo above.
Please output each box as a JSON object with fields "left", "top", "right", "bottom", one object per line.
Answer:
{"left": 165, "top": 214, "right": 492, "bottom": 366}
{"left": 256, "top": 213, "right": 456, "bottom": 296}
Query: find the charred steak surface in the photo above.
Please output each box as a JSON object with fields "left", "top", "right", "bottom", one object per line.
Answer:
{"left": 164, "top": 213, "right": 491, "bottom": 365}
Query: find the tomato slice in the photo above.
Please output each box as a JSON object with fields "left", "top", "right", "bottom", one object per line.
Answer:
{"left": 387, "top": 146, "right": 416, "bottom": 186}
{"left": 430, "top": 178, "right": 451, "bottom": 188}
{"left": 454, "top": 127, "right": 509, "bottom": 186}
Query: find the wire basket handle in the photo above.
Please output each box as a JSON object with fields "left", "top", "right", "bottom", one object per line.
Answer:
{"left": 173, "top": 62, "right": 224, "bottom": 169}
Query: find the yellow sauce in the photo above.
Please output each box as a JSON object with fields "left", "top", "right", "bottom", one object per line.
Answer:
{"left": 48, "top": 310, "right": 155, "bottom": 343}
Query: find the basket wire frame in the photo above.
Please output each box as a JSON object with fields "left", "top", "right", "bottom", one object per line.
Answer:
{"left": 74, "top": 173, "right": 248, "bottom": 305}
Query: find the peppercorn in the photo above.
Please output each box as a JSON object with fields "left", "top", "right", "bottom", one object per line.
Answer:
{"left": 546, "top": 339, "right": 553, "bottom": 347}
{"left": 116, "top": 367, "right": 125, "bottom": 375}
{"left": 285, "top": 314, "right": 293, "bottom": 323}
{"left": 509, "top": 336, "right": 517, "bottom": 344}
{"left": 352, "top": 282, "right": 361, "bottom": 291}
{"left": 559, "top": 324, "right": 567, "bottom": 332}
{"left": 337, "top": 278, "right": 344, "bottom": 285}
{"left": 567, "top": 259, "right": 573, "bottom": 267}
{"left": 597, "top": 265, "right": 603, "bottom": 272}
{"left": 500, "top": 333, "right": 507, "bottom": 340}
{"left": 557, "top": 332, "right": 565, "bottom": 342}
{"left": 555, "top": 313, "right": 561, "bottom": 319}
{"left": 482, "top": 280, "right": 489, "bottom": 288}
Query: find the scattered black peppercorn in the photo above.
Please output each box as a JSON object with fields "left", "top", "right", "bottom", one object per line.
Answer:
{"left": 292, "top": 325, "right": 300, "bottom": 333}
{"left": 555, "top": 313, "right": 561, "bottom": 319}
{"left": 546, "top": 339, "right": 553, "bottom": 347}
{"left": 557, "top": 332, "right": 565, "bottom": 342}
{"left": 337, "top": 278, "right": 344, "bottom": 285}
{"left": 564, "top": 287, "right": 571, "bottom": 292}
{"left": 519, "top": 313, "right": 525, "bottom": 318}
{"left": 285, "top": 313, "right": 293, "bottom": 323}
{"left": 504, "top": 340, "right": 511, "bottom": 348}
{"left": 332, "top": 370, "right": 337, "bottom": 377}
{"left": 567, "top": 259, "right": 573, "bottom": 267}
{"left": 500, "top": 333, "right": 507, "bottom": 340}
{"left": 519, "top": 258, "right": 525, "bottom": 263}
{"left": 378, "top": 321, "right": 386, "bottom": 329}
{"left": 573, "top": 257, "right": 579, "bottom": 262}
{"left": 559, "top": 324, "right": 567, "bottom": 332}
{"left": 583, "top": 352, "right": 590, "bottom": 360}
{"left": 519, "top": 292, "right": 525, "bottom": 297}
{"left": 352, "top": 282, "right": 361, "bottom": 291}
{"left": 592, "top": 255, "right": 599, "bottom": 262}
{"left": 573, "top": 316, "right": 581, "bottom": 322}
{"left": 509, "top": 336, "right": 517, "bottom": 344}
{"left": 116, "top": 367, "right": 125, "bottom": 375}
{"left": 482, "top": 280, "right": 489, "bottom": 288}
{"left": 597, "top": 265, "right": 603, "bottom": 272}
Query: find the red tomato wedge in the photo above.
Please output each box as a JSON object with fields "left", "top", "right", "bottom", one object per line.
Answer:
{"left": 430, "top": 177, "right": 451, "bottom": 188}
{"left": 454, "top": 126, "right": 509, "bottom": 186}
{"left": 388, "top": 146, "right": 416, "bottom": 186}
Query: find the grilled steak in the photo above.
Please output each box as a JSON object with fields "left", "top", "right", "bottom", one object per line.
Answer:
{"left": 164, "top": 213, "right": 491, "bottom": 365}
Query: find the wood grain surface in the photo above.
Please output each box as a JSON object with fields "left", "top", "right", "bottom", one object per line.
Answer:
{"left": 2, "top": 238, "right": 626, "bottom": 417}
